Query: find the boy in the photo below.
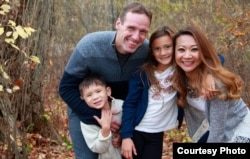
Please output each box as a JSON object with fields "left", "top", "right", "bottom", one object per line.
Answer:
{"left": 79, "top": 74, "right": 123, "bottom": 159}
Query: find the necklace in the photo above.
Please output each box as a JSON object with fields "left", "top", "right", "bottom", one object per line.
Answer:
{"left": 186, "top": 76, "right": 197, "bottom": 98}
{"left": 187, "top": 85, "right": 197, "bottom": 98}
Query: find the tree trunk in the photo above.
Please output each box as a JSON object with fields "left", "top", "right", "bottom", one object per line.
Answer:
{"left": 0, "top": 0, "right": 62, "bottom": 158}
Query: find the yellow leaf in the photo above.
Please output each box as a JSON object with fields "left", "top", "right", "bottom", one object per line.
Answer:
{"left": 6, "top": 31, "right": 12, "bottom": 37}
{"left": 6, "top": 88, "right": 12, "bottom": 94}
{"left": 16, "top": 25, "right": 28, "bottom": 39}
{"left": 13, "top": 31, "right": 18, "bottom": 40}
{"left": 10, "top": 43, "right": 20, "bottom": 50}
{"left": 2, "top": 71, "right": 10, "bottom": 79}
{"left": 0, "top": 11, "right": 5, "bottom": 15}
{"left": 24, "top": 27, "right": 36, "bottom": 36}
{"left": 8, "top": 20, "right": 16, "bottom": 27}
{"left": 29, "top": 55, "right": 40, "bottom": 64}
{"left": 0, "top": 27, "right": 4, "bottom": 35}
{"left": 0, "top": 85, "right": 3, "bottom": 92}
{"left": 5, "top": 38, "right": 15, "bottom": 43}
{"left": 1, "top": 4, "right": 11, "bottom": 13}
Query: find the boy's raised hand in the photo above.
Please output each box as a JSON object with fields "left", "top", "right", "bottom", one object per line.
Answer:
{"left": 93, "top": 109, "right": 112, "bottom": 137}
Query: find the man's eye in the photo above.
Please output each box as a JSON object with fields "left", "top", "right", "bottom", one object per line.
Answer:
{"left": 127, "top": 27, "right": 134, "bottom": 31}
{"left": 140, "top": 31, "right": 147, "bottom": 36}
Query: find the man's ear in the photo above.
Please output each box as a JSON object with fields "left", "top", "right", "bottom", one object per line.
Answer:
{"left": 106, "top": 87, "right": 112, "bottom": 96}
{"left": 115, "top": 18, "right": 121, "bottom": 30}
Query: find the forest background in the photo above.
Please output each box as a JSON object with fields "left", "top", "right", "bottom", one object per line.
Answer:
{"left": 0, "top": 0, "right": 249, "bottom": 159}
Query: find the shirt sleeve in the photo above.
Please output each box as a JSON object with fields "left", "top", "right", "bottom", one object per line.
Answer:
{"left": 121, "top": 71, "right": 144, "bottom": 139}
{"left": 80, "top": 122, "right": 112, "bottom": 153}
{"left": 207, "top": 97, "right": 229, "bottom": 142}
{"left": 58, "top": 35, "right": 101, "bottom": 124}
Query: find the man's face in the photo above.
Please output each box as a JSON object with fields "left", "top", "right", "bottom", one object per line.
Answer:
{"left": 115, "top": 12, "right": 150, "bottom": 54}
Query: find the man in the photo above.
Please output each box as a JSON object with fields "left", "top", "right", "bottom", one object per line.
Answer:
{"left": 59, "top": 2, "right": 152, "bottom": 159}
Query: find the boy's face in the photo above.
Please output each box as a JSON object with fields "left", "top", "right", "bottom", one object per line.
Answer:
{"left": 81, "top": 84, "right": 111, "bottom": 109}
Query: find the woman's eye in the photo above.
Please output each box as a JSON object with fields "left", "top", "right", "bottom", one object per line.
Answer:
{"left": 191, "top": 48, "right": 199, "bottom": 52}
{"left": 177, "top": 48, "right": 185, "bottom": 52}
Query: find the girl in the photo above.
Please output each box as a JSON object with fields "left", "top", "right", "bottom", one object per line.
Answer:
{"left": 121, "top": 26, "right": 178, "bottom": 159}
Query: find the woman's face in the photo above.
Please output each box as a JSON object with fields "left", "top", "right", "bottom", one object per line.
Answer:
{"left": 152, "top": 35, "right": 173, "bottom": 70}
{"left": 175, "top": 34, "right": 201, "bottom": 75}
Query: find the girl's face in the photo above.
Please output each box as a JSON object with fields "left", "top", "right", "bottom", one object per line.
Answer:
{"left": 81, "top": 84, "right": 111, "bottom": 109}
{"left": 175, "top": 34, "right": 201, "bottom": 75}
{"left": 152, "top": 35, "right": 173, "bottom": 70}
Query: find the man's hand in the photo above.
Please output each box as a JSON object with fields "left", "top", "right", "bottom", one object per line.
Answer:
{"left": 202, "top": 73, "right": 217, "bottom": 100}
{"left": 121, "top": 138, "right": 137, "bottom": 159}
{"left": 110, "top": 109, "right": 121, "bottom": 132}
{"left": 112, "top": 132, "right": 121, "bottom": 148}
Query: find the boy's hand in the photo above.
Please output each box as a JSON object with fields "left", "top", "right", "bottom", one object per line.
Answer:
{"left": 93, "top": 109, "right": 112, "bottom": 137}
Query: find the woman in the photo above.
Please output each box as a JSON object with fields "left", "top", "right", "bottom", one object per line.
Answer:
{"left": 172, "top": 25, "right": 250, "bottom": 143}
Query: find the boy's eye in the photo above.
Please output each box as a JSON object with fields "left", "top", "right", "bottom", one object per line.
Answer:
{"left": 85, "top": 94, "right": 91, "bottom": 97}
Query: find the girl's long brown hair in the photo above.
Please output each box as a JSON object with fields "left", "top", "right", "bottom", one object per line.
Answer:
{"left": 172, "top": 26, "right": 243, "bottom": 108}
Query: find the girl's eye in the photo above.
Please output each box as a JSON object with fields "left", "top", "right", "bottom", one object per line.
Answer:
{"left": 152, "top": 47, "right": 160, "bottom": 52}
{"left": 164, "top": 45, "right": 172, "bottom": 49}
